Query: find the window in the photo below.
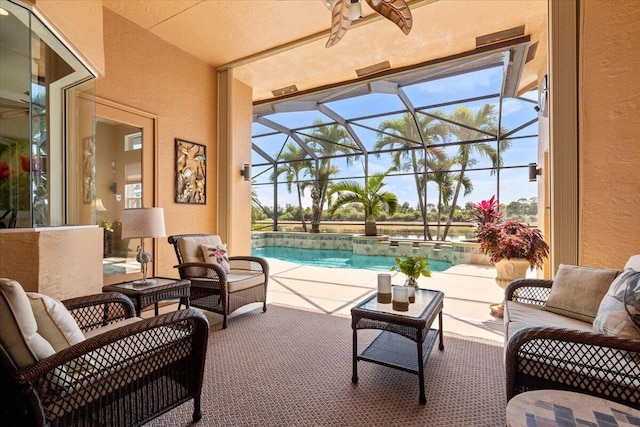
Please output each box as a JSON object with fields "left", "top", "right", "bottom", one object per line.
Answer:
{"left": 124, "top": 132, "right": 142, "bottom": 151}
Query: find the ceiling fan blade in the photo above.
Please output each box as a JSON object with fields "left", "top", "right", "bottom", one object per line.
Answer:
{"left": 0, "top": 109, "right": 29, "bottom": 119}
{"left": 326, "top": 0, "right": 352, "bottom": 48}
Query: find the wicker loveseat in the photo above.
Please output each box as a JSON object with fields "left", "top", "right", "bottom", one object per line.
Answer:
{"left": 504, "top": 256, "right": 640, "bottom": 409}
{"left": 0, "top": 278, "right": 209, "bottom": 426}
{"left": 168, "top": 234, "right": 269, "bottom": 329}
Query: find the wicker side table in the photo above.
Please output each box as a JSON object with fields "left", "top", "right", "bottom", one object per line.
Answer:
{"left": 506, "top": 389, "right": 640, "bottom": 427}
{"left": 103, "top": 277, "right": 190, "bottom": 316}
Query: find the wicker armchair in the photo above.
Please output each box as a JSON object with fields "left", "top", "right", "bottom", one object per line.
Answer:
{"left": 168, "top": 233, "right": 269, "bottom": 328}
{"left": 504, "top": 278, "right": 640, "bottom": 409}
{"left": 0, "top": 290, "right": 209, "bottom": 426}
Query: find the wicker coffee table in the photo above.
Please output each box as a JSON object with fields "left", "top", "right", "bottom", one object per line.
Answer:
{"left": 103, "top": 277, "right": 190, "bottom": 316}
{"left": 351, "top": 288, "right": 444, "bottom": 404}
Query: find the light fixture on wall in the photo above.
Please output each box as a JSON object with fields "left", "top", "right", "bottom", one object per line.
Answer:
{"left": 121, "top": 207, "right": 166, "bottom": 284}
{"left": 528, "top": 163, "right": 542, "bottom": 182}
{"left": 240, "top": 164, "right": 251, "bottom": 181}
{"left": 323, "top": 0, "right": 412, "bottom": 48}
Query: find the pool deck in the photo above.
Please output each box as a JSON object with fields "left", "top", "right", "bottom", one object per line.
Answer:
{"left": 153, "top": 257, "right": 537, "bottom": 343}
{"left": 263, "top": 258, "right": 538, "bottom": 342}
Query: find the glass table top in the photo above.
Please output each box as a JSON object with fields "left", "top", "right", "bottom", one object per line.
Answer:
{"left": 356, "top": 288, "right": 441, "bottom": 319}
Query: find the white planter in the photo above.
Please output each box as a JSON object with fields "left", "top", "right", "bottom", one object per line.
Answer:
{"left": 494, "top": 258, "right": 530, "bottom": 289}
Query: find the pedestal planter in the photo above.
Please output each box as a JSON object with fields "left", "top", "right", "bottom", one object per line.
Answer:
{"left": 491, "top": 258, "right": 530, "bottom": 317}
{"left": 494, "top": 258, "right": 530, "bottom": 289}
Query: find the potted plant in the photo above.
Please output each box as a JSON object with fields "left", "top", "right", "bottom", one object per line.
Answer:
{"left": 390, "top": 255, "right": 432, "bottom": 288}
{"left": 472, "top": 196, "right": 549, "bottom": 316}
{"left": 101, "top": 220, "right": 114, "bottom": 257}
{"left": 327, "top": 169, "right": 398, "bottom": 236}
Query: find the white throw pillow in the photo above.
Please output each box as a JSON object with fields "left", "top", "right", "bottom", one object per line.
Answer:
{"left": 201, "top": 243, "right": 231, "bottom": 273}
{"left": 27, "top": 293, "right": 85, "bottom": 352}
{"left": 0, "top": 279, "right": 56, "bottom": 368}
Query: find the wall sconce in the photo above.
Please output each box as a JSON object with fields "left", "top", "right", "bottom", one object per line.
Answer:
{"left": 240, "top": 164, "right": 251, "bottom": 181}
{"left": 528, "top": 163, "right": 542, "bottom": 182}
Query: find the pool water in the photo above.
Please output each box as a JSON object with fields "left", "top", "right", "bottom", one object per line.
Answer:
{"left": 251, "top": 246, "right": 451, "bottom": 272}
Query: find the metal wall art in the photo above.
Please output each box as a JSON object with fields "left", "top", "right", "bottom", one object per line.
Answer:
{"left": 175, "top": 138, "right": 206, "bottom": 204}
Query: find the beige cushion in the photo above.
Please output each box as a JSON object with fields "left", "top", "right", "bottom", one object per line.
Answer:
{"left": 0, "top": 278, "right": 56, "bottom": 368}
{"left": 178, "top": 235, "right": 223, "bottom": 263}
{"left": 227, "top": 272, "right": 266, "bottom": 293}
{"left": 504, "top": 301, "right": 593, "bottom": 344}
{"left": 27, "top": 293, "right": 85, "bottom": 352}
{"left": 543, "top": 264, "right": 620, "bottom": 322}
{"left": 83, "top": 317, "right": 143, "bottom": 339}
{"left": 593, "top": 268, "right": 640, "bottom": 339}
{"left": 201, "top": 243, "right": 231, "bottom": 273}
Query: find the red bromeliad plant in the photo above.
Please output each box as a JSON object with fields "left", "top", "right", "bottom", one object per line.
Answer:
{"left": 473, "top": 196, "right": 549, "bottom": 270}
{"left": 470, "top": 195, "right": 503, "bottom": 225}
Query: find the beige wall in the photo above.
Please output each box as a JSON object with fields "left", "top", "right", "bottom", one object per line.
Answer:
{"left": 230, "top": 79, "right": 254, "bottom": 254}
{"left": 96, "top": 9, "right": 217, "bottom": 278}
{"left": 34, "top": 0, "right": 105, "bottom": 76}
{"left": 580, "top": 0, "right": 640, "bottom": 268}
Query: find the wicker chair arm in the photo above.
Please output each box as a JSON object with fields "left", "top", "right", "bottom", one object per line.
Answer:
{"left": 62, "top": 292, "right": 136, "bottom": 332}
{"left": 505, "top": 278, "right": 553, "bottom": 306}
{"left": 228, "top": 256, "right": 270, "bottom": 276}
{"left": 505, "top": 326, "right": 640, "bottom": 405}
{"left": 16, "top": 308, "right": 209, "bottom": 384}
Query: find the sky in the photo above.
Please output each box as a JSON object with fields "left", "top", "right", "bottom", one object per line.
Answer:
{"left": 251, "top": 65, "right": 540, "bottom": 210}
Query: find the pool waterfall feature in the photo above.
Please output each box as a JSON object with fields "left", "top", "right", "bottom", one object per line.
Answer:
{"left": 251, "top": 232, "right": 491, "bottom": 266}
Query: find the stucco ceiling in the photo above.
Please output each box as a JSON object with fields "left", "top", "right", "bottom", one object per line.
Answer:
{"left": 103, "top": 0, "right": 548, "bottom": 103}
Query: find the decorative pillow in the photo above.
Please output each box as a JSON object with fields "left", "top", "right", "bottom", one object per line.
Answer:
{"left": 0, "top": 279, "right": 56, "bottom": 368}
{"left": 27, "top": 293, "right": 85, "bottom": 352}
{"left": 593, "top": 268, "right": 640, "bottom": 339}
{"left": 625, "top": 274, "right": 640, "bottom": 329}
{"left": 178, "top": 235, "right": 224, "bottom": 263}
{"left": 201, "top": 244, "right": 231, "bottom": 273}
{"left": 544, "top": 264, "right": 620, "bottom": 323}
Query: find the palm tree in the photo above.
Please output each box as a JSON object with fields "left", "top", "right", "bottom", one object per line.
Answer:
{"left": 441, "top": 104, "right": 510, "bottom": 239}
{"left": 327, "top": 169, "right": 398, "bottom": 236}
{"left": 375, "top": 112, "right": 447, "bottom": 240}
{"left": 271, "top": 141, "right": 312, "bottom": 231}
{"left": 305, "top": 120, "right": 360, "bottom": 232}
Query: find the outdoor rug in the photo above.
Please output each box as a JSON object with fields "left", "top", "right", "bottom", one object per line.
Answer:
{"left": 147, "top": 304, "right": 506, "bottom": 427}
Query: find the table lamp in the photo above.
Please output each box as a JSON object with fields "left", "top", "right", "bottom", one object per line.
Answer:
{"left": 121, "top": 207, "right": 166, "bottom": 284}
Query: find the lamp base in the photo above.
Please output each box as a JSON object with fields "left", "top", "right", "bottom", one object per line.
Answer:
{"left": 131, "top": 278, "right": 156, "bottom": 287}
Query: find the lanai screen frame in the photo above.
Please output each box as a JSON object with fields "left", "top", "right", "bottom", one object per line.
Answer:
{"left": 250, "top": 42, "right": 540, "bottom": 241}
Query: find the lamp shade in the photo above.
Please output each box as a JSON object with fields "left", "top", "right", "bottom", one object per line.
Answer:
{"left": 121, "top": 207, "right": 166, "bottom": 239}
{"left": 94, "top": 198, "right": 107, "bottom": 212}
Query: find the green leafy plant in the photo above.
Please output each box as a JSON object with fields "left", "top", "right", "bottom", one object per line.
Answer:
{"left": 391, "top": 255, "right": 432, "bottom": 287}
{"left": 327, "top": 168, "right": 398, "bottom": 236}
{"left": 101, "top": 220, "right": 113, "bottom": 233}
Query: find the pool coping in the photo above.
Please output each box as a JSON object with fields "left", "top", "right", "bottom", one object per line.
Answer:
{"left": 252, "top": 232, "right": 492, "bottom": 266}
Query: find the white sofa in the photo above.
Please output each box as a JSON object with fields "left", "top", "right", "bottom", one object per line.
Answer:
{"left": 504, "top": 255, "right": 640, "bottom": 409}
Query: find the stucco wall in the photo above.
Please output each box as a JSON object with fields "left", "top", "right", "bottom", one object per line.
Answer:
{"left": 230, "top": 79, "right": 253, "bottom": 255}
{"left": 581, "top": 0, "right": 640, "bottom": 268}
{"left": 96, "top": 9, "right": 217, "bottom": 278}
{"left": 0, "top": 227, "right": 103, "bottom": 299}
{"left": 34, "top": 0, "right": 105, "bottom": 76}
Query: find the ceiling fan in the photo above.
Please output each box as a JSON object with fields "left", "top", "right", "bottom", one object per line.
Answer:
{"left": 324, "top": 0, "right": 413, "bottom": 48}
{"left": 0, "top": 102, "right": 29, "bottom": 120}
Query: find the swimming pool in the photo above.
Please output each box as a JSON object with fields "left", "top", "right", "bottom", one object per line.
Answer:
{"left": 251, "top": 246, "right": 451, "bottom": 272}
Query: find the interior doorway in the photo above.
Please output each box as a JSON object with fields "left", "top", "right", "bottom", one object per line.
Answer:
{"left": 95, "top": 98, "right": 156, "bottom": 285}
